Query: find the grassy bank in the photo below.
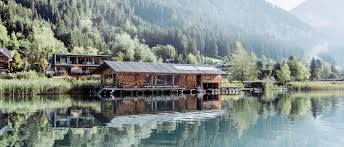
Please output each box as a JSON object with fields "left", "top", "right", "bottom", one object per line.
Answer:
{"left": 0, "top": 78, "right": 100, "bottom": 95}
{"left": 221, "top": 81, "right": 244, "bottom": 88}
{"left": 287, "top": 81, "right": 344, "bottom": 90}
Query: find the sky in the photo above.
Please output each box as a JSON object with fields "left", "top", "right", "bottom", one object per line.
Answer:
{"left": 265, "top": 0, "right": 307, "bottom": 11}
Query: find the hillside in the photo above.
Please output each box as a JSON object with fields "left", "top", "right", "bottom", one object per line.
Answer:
{"left": 0, "top": 0, "right": 318, "bottom": 67}
{"left": 292, "top": 0, "right": 344, "bottom": 46}
{"left": 292, "top": 0, "right": 344, "bottom": 66}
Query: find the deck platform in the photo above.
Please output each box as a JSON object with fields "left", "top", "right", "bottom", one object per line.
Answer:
{"left": 95, "top": 86, "right": 243, "bottom": 97}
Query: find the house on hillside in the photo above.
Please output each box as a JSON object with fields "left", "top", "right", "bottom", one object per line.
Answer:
{"left": 0, "top": 48, "right": 12, "bottom": 74}
{"left": 93, "top": 61, "right": 224, "bottom": 92}
{"left": 49, "top": 53, "right": 110, "bottom": 76}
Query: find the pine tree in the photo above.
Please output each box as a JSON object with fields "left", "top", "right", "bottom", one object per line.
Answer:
{"left": 310, "top": 58, "right": 321, "bottom": 81}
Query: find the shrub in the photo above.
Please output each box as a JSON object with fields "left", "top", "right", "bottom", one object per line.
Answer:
{"left": 0, "top": 71, "right": 39, "bottom": 80}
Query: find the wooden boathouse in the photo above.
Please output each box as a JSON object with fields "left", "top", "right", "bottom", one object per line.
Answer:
{"left": 93, "top": 61, "right": 224, "bottom": 95}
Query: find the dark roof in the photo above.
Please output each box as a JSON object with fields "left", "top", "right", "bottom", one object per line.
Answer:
{"left": 54, "top": 53, "right": 110, "bottom": 58}
{"left": 94, "top": 61, "right": 224, "bottom": 75}
{"left": 0, "top": 48, "right": 12, "bottom": 59}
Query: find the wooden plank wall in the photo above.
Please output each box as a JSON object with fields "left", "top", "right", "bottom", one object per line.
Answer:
{"left": 100, "top": 67, "right": 222, "bottom": 89}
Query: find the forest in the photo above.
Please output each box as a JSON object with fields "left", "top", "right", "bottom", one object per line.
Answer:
{"left": 0, "top": 0, "right": 321, "bottom": 72}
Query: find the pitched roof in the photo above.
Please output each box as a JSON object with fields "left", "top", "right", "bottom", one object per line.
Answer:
{"left": 94, "top": 61, "right": 224, "bottom": 75}
{"left": 0, "top": 48, "right": 12, "bottom": 59}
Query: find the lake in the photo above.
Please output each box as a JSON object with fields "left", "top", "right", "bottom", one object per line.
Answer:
{"left": 1, "top": 91, "right": 344, "bottom": 147}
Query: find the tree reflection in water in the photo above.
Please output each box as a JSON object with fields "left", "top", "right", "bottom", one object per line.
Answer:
{"left": 0, "top": 91, "right": 343, "bottom": 147}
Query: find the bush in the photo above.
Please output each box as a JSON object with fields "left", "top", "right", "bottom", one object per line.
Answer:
{"left": 287, "top": 81, "right": 344, "bottom": 90}
{"left": 0, "top": 71, "right": 40, "bottom": 80}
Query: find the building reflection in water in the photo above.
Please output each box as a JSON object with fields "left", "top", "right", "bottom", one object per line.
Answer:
{"left": 100, "top": 94, "right": 221, "bottom": 121}
{"left": 51, "top": 106, "right": 98, "bottom": 128}
{"left": 49, "top": 94, "right": 222, "bottom": 128}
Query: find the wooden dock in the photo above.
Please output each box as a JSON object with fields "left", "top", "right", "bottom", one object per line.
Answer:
{"left": 95, "top": 86, "right": 243, "bottom": 97}
{"left": 219, "top": 87, "right": 242, "bottom": 95}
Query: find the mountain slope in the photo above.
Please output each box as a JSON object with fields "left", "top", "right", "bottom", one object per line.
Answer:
{"left": 1, "top": 0, "right": 318, "bottom": 61}
{"left": 292, "top": 0, "right": 344, "bottom": 66}
{"left": 131, "top": 0, "right": 318, "bottom": 57}
{"left": 292, "top": 0, "right": 344, "bottom": 46}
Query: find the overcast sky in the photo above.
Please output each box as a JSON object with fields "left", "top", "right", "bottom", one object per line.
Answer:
{"left": 265, "top": 0, "right": 307, "bottom": 11}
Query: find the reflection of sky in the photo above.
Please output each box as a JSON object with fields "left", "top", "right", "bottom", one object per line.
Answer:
{"left": 215, "top": 97, "right": 344, "bottom": 147}
{"left": 130, "top": 95, "right": 344, "bottom": 147}
{"left": 3, "top": 94, "right": 344, "bottom": 147}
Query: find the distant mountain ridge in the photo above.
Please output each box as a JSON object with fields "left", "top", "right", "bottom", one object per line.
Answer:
{"left": 292, "top": 0, "right": 344, "bottom": 66}
{"left": 292, "top": 0, "right": 344, "bottom": 46}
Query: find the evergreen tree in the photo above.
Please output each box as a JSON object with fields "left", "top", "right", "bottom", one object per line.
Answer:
{"left": 310, "top": 58, "right": 321, "bottom": 81}
{"left": 0, "top": 23, "right": 9, "bottom": 47}
{"left": 287, "top": 56, "right": 298, "bottom": 80}
{"left": 9, "top": 32, "right": 20, "bottom": 50}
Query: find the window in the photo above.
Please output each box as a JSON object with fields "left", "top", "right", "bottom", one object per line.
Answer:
{"left": 156, "top": 75, "right": 174, "bottom": 87}
{"left": 144, "top": 74, "right": 153, "bottom": 87}
{"left": 156, "top": 75, "right": 166, "bottom": 87}
{"left": 174, "top": 75, "right": 179, "bottom": 87}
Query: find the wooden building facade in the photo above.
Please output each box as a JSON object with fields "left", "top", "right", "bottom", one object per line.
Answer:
{"left": 49, "top": 53, "right": 110, "bottom": 75}
{"left": 0, "top": 48, "right": 12, "bottom": 74}
{"left": 94, "top": 61, "right": 224, "bottom": 92}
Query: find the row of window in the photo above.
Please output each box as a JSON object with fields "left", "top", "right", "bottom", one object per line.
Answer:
{"left": 55, "top": 57, "right": 105, "bottom": 65}
{"left": 103, "top": 75, "right": 180, "bottom": 88}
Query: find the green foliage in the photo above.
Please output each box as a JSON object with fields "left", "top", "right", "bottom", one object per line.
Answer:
{"left": 152, "top": 44, "right": 176, "bottom": 62}
{"left": 186, "top": 53, "right": 198, "bottom": 64}
{"left": 286, "top": 56, "right": 309, "bottom": 81}
{"left": 0, "top": 23, "right": 9, "bottom": 47}
{"left": 229, "top": 42, "right": 258, "bottom": 81}
{"left": 277, "top": 63, "right": 291, "bottom": 84}
{"left": 28, "top": 22, "right": 65, "bottom": 72}
{"left": 0, "top": 78, "right": 71, "bottom": 95}
{"left": 294, "top": 62, "right": 310, "bottom": 81}
{"left": 112, "top": 32, "right": 157, "bottom": 62}
{"left": 287, "top": 56, "right": 298, "bottom": 79}
{"left": 0, "top": 78, "right": 100, "bottom": 95}
{"left": 287, "top": 81, "right": 344, "bottom": 90}
{"left": 1, "top": 71, "right": 39, "bottom": 80}
{"left": 309, "top": 58, "right": 321, "bottom": 81}
{"left": 221, "top": 81, "right": 244, "bottom": 88}
{"left": 10, "top": 50, "right": 24, "bottom": 72}
{"left": 320, "top": 63, "right": 332, "bottom": 79}
{"left": 9, "top": 32, "right": 19, "bottom": 50}
{"left": 70, "top": 46, "right": 98, "bottom": 55}
{"left": 0, "top": 0, "right": 315, "bottom": 69}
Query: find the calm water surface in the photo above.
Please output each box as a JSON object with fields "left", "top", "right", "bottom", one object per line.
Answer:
{"left": 1, "top": 91, "right": 344, "bottom": 147}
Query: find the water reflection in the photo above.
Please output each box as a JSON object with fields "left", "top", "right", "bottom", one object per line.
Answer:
{"left": 101, "top": 95, "right": 221, "bottom": 119}
{"left": 1, "top": 91, "right": 344, "bottom": 147}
